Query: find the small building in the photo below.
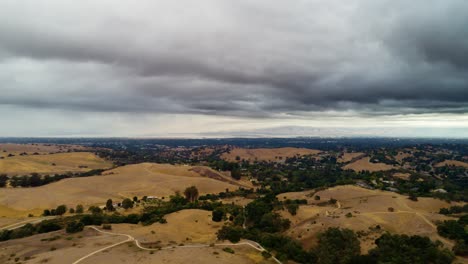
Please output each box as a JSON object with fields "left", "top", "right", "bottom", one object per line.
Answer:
{"left": 431, "top": 188, "right": 448, "bottom": 194}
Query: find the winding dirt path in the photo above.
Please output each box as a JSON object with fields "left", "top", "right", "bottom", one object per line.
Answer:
{"left": 73, "top": 226, "right": 282, "bottom": 264}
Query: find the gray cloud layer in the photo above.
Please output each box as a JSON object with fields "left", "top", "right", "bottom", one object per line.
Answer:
{"left": 1, "top": 0, "right": 468, "bottom": 120}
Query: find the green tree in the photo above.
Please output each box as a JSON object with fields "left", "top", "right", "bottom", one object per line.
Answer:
{"left": 231, "top": 168, "right": 241, "bottom": 180}
{"left": 0, "top": 174, "right": 8, "bottom": 187}
{"left": 55, "top": 205, "right": 67, "bottom": 216}
{"left": 368, "top": 233, "right": 454, "bottom": 263}
{"left": 286, "top": 203, "right": 299, "bottom": 215}
{"left": 212, "top": 209, "right": 224, "bottom": 222}
{"left": 315, "top": 228, "right": 360, "bottom": 264}
{"left": 217, "top": 226, "right": 243, "bottom": 243}
{"left": 122, "top": 198, "right": 133, "bottom": 209}
{"left": 184, "top": 186, "right": 199, "bottom": 202}
{"left": 66, "top": 221, "right": 84, "bottom": 233}
{"left": 106, "top": 199, "right": 114, "bottom": 211}
{"left": 75, "top": 204, "right": 84, "bottom": 214}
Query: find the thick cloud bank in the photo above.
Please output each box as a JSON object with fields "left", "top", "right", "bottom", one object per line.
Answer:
{"left": 0, "top": 0, "right": 467, "bottom": 136}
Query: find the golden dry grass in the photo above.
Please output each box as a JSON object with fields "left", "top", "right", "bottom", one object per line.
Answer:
{"left": 0, "top": 210, "right": 274, "bottom": 264}
{"left": 221, "top": 147, "right": 321, "bottom": 162}
{"left": 112, "top": 209, "right": 222, "bottom": 245}
{"left": 277, "top": 185, "right": 460, "bottom": 253}
{"left": 337, "top": 152, "right": 365, "bottom": 163}
{"left": 393, "top": 172, "right": 411, "bottom": 180}
{"left": 0, "top": 143, "right": 89, "bottom": 158}
{"left": 343, "top": 157, "right": 396, "bottom": 172}
{"left": 435, "top": 160, "right": 468, "bottom": 168}
{"left": 394, "top": 152, "right": 412, "bottom": 163}
{"left": 83, "top": 242, "right": 273, "bottom": 264}
{"left": 0, "top": 163, "right": 245, "bottom": 216}
{"left": 0, "top": 228, "right": 122, "bottom": 264}
{"left": 0, "top": 152, "right": 112, "bottom": 176}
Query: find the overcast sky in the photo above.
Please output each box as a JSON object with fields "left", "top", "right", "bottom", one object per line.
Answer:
{"left": 1, "top": 0, "right": 467, "bottom": 137}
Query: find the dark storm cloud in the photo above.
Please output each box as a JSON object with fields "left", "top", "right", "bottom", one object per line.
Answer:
{"left": 0, "top": 0, "right": 467, "bottom": 118}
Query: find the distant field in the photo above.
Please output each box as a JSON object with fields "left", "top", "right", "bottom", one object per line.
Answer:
{"left": 434, "top": 160, "right": 468, "bottom": 168}
{"left": 393, "top": 172, "right": 411, "bottom": 180}
{"left": 394, "top": 152, "right": 412, "bottom": 163}
{"left": 0, "top": 143, "right": 88, "bottom": 158}
{"left": 221, "top": 147, "right": 321, "bottom": 162}
{"left": 0, "top": 163, "right": 249, "bottom": 216}
{"left": 0, "top": 152, "right": 112, "bottom": 176}
{"left": 337, "top": 152, "right": 365, "bottom": 163}
{"left": 277, "top": 185, "right": 458, "bottom": 253}
{"left": 343, "top": 157, "right": 396, "bottom": 172}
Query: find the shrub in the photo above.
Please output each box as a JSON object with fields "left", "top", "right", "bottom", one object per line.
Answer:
{"left": 66, "top": 221, "right": 84, "bottom": 233}
{"left": 222, "top": 247, "right": 235, "bottom": 254}
{"left": 212, "top": 209, "right": 224, "bottom": 222}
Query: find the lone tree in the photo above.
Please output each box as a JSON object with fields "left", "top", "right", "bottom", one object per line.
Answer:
{"left": 0, "top": 174, "right": 8, "bottom": 187}
{"left": 184, "top": 186, "right": 199, "bottom": 202}
{"left": 75, "top": 204, "right": 84, "bottom": 214}
{"left": 106, "top": 199, "right": 114, "bottom": 211}
{"left": 212, "top": 208, "right": 224, "bottom": 222}
{"left": 55, "top": 205, "right": 67, "bottom": 216}
{"left": 122, "top": 198, "right": 133, "bottom": 209}
{"left": 231, "top": 168, "right": 241, "bottom": 180}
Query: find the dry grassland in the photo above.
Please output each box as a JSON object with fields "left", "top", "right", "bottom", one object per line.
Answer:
{"left": 222, "top": 147, "right": 321, "bottom": 162}
{"left": 0, "top": 143, "right": 89, "bottom": 157}
{"left": 393, "top": 172, "right": 411, "bottom": 180}
{"left": 0, "top": 163, "right": 246, "bottom": 216}
{"left": 0, "top": 152, "right": 112, "bottom": 176}
{"left": 337, "top": 152, "right": 365, "bottom": 163}
{"left": 0, "top": 210, "right": 274, "bottom": 264}
{"left": 0, "top": 228, "right": 122, "bottom": 264}
{"left": 435, "top": 160, "right": 468, "bottom": 168}
{"left": 343, "top": 157, "right": 396, "bottom": 172}
{"left": 112, "top": 209, "right": 221, "bottom": 245}
{"left": 277, "top": 185, "right": 459, "bottom": 253}
{"left": 83, "top": 242, "right": 273, "bottom": 264}
{"left": 394, "top": 152, "right": 412, "bottom": 163}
